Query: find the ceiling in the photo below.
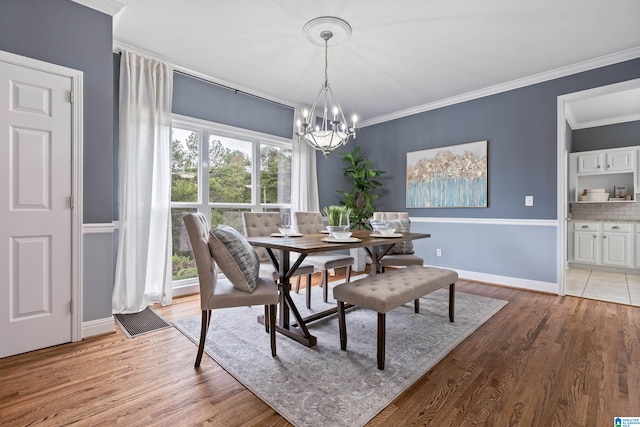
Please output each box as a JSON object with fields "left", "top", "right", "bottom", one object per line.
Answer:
{"left": 567, "top": 87, "right": 640, "bottom": 129}
{"left": 112, "top": 0, "right": 640, "bottom": 126}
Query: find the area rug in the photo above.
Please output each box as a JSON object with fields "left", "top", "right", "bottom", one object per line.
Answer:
{"left": 173, "top": 278, "right": 508, "bottom": 427}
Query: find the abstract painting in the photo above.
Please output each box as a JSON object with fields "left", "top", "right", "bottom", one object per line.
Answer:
{"left": 406, "top": 140, "right": 487, "bottom": 208}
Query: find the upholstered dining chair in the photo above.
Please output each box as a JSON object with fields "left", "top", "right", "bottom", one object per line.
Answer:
{"left": 372, "top": 212, "right": 424, "bottom": 272}
{"left": 242, "top": 212, "right": 315, "bottom": 297}
{"left": 294, "top": 211, "right": 354, "bottom": 308}
{"left": 183, "top": 213, "right": 278, "bottom": 367}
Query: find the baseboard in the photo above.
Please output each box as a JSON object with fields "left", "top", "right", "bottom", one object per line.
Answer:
{"left": 428, "top": 266, "right": 559, "bottom": 295}
{"left": 82, "top": 316, "right": 115, "bottom": 338}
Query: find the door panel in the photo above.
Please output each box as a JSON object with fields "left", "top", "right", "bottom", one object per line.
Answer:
{"left": 0, "top": 60, "right": 72, "bottom": 358}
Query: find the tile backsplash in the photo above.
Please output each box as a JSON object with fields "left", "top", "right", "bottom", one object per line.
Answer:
{"left": 570, "top": 202, "right": 640, "bottom": 221}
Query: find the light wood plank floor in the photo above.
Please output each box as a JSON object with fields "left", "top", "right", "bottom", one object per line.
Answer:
{"left": 1, "top": 272, "right": 639, "bottom": 426}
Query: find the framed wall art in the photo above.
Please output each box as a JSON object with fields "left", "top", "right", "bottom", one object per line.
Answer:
{"left": 406, "top": 140, "right": 487, "bottom": 208}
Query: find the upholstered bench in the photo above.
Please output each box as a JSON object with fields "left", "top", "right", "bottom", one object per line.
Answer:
{"left": 333, "top": 265, "right": 458, "bottom": 370}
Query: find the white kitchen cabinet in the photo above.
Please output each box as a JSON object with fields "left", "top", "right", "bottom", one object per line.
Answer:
{"left": 607, "top": 149, "right": 635, "bottom": 172}
{"left": 576, "top": 148, "right": 635, "bottom": 174}
{"left": 602, "top": 223, "right": 632, "bottom": 267}
{"left": 577, "top": 152, "right": 603, "bottom": 173}
{"left": 635, "top": 224, "right": 640, "bottom": 268}
{"left": 573, "top": 222, "right": 600, "bottom": 264}
{"left": 571, "top": 221, "right": 634, "bottom": 268}
{"left": 569, "top": 146, "right": 639, "bottom": 203}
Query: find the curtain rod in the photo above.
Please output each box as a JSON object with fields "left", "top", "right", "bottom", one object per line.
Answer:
{"left": 173, "top": 69, "right": 293, "bottom": 110}
{"left": 113, "top": 45, "right": 295, "bottom": 110}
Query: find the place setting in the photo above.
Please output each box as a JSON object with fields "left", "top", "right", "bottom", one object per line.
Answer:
{"left": 321, "top": 210, "right": 361, "bottom": 242}
{"left": 369, "top": 217, "right": 403, "bottom": 238}
{"left": 269, "top": 212, "right": 304, "bottom": 237}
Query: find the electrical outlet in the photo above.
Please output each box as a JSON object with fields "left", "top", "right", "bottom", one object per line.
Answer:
{"left": 525, "top": 195, "right": 534, "bottom": 206}
{"left": 437, "top": 248, "right": 442, "bottom": 257}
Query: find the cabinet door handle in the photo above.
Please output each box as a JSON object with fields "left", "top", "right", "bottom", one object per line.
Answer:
{"left": 603, "top": 235, "right": 607, "bottom": 239}
{"left": 581, "top": 225, "right": 589, "bottom": 228}
{"left": 612, "top": 226, "right": 619, "bottom": 229}
{"left": 593, "top": 235, "right": 597, "bottom": 238}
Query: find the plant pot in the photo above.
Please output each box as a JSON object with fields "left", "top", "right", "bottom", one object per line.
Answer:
{"left": 350, "top": 247, "right": 368, "bottom": 272}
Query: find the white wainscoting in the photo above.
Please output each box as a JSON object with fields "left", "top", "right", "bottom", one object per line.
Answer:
{"left": 411, "top": 216, "right": 559, "bottom": 294}
{"left": 82, "top": 222, "right": 116, "bottom": 338}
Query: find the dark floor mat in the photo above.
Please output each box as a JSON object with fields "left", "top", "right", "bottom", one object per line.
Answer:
{"left": 114, "top": 307, "right": 171, "bottom": 337}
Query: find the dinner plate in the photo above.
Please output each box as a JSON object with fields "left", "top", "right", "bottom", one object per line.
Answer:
{"left": 321, "top": 237, "right": 362, "bottom": 243}
{"left": 319, "top": 229, "right": 330, "bottom": 234}
{"left": 270, "top": 232, "right": 303, "bottom": 237}
{"left": 370, "top": 233, "right": 403, "bottom": 238}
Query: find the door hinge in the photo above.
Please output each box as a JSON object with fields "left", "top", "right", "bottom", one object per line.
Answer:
{"left": 69, "top": 299, "right": 73, "bottom": 314}
{"left": 70, "top": 195, "right": 74, "bottom": 209}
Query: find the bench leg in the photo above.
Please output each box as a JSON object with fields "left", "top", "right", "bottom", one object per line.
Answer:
{"left": 337, "top": 300, "right": 347, "bottom": 350}
{"left": 414, "top": 298, "right": 419, "bottom": 313}
{"left": 449, "top": 283, "right": 455, "bottom": 322}
{"left": 377, "top": 312, "right": 386, "bottom": 370}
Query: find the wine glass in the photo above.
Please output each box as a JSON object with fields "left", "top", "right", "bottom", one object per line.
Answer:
{"left": 339, "top": 212, "right": 350, "bottom": 232}
{"left": 280, "top": 212, "right": 291, "bottom": 237}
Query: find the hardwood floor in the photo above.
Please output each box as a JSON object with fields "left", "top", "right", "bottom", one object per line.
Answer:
{"left": 1, "top": 272, "right": 639, "bottom": 426}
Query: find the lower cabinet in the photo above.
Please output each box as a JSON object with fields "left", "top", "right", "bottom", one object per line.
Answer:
{"left": 572, "top": 221, "right": 634, "bottom": 268}
{"left": 574, "top": 222, "right": 600, "bottom": 264}
{"left": 602, "top": 225, "right": 631, "bottom": 266}
{"left": 636, "top": 224, "right": 640, "bottom": 267}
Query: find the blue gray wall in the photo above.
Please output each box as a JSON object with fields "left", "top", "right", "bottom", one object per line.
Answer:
{"left": 317, "top": 58, "right": 640, "bottom": 286}
{"left": 318, "top": 59, "right": 640, "bottom": 218}
{"left": 0, "top": 0, "right": 115, "bottom": 321}
{"left": 172, "top": 72, "right": 293, "bottom": 138}
{"left": 572, "top": 120, "right": 640, "bottom": 152}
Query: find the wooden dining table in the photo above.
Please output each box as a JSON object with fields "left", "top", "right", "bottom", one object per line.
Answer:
{"left": 245, "top": 229, "right": 431, "bottom": 347}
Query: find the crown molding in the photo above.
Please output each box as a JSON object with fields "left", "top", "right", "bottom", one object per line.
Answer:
{"left": 360, "top": 47, "right": 640, "bottom": 128}
{"left": 71, "top": 0, "right": 124, "bottom": 16}
{"left": 571, "top": 113, "right": 640, "bottom": 130}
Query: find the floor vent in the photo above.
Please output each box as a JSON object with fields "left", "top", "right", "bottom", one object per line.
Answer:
{"left": 114, "top": 307, "right": 171, "bottom": 337}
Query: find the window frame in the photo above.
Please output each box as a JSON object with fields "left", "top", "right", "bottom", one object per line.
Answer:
{"left": 170, "top": 114, "right": 293, "bottom": 289}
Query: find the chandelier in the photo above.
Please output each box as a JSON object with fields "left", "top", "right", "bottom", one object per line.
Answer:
{"left": 296, "top": 17, "right": 357, "bottom": 158}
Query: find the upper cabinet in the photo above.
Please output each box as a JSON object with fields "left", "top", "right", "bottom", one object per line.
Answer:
{"left": 569, "top": 146, "right": 639, "bottom": 203}
{"left": 576, "top": 148, "right": 635, "bottom": 174}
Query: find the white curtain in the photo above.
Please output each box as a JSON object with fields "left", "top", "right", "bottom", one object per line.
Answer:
{"left": 112, "top": 51, "right": 174, "bottom": 314}
{"left": 291, "top": 107, "right": 320, "bottom": 214}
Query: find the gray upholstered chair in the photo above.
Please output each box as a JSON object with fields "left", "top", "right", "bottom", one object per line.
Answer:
{"left": 242, "top": 212, "right": 315, "bottom": 295}
{"left": 372, "top": 212, "right": 424, "bottom": 271}
{"left": 294, "top": 211, "right": 354, "bottom": 307}
{"left": 183, "top": 213, "right": 278, "bottom": 367}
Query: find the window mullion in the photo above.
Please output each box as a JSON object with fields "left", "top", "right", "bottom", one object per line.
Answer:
{"left": 253, "top": 141, "right": 261, "bottom": 211}
{"left": 201, "top": 130, "right": 210, "bottom": 219}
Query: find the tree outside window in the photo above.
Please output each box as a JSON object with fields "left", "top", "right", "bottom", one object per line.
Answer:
{"left": 170, "top": 119, "right": 292, "bottom": 284}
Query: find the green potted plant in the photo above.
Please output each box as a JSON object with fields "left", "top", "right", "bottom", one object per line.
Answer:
{"left": 337, "top": 146, "right": 386, "bottom": 230}
{"left": 322, "top": 205, "right": 352, "bottom": 227}
{"left": 336, "top": 146, "right": 386, "bottom": 271}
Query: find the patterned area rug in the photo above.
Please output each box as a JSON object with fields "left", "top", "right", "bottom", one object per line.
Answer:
{"left": 173, "top": 278, "right": 508, "bottom": 427}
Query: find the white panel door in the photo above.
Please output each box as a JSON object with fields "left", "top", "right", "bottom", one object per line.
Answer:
{"left": 0, "top": 60, "right": 73, "bottom": 358}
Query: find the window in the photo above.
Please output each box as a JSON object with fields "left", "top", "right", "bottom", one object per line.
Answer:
{"left": 170, "top": 115, "right": 292, "bottom": 285}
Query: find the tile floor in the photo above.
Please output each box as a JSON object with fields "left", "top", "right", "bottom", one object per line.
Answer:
{"left": 565, "top": 267, "right": 640, "bottom": 307}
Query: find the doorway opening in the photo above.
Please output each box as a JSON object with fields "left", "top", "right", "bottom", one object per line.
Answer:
{"left": 557, "top": 78, "right": 640, "bottom": 304}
